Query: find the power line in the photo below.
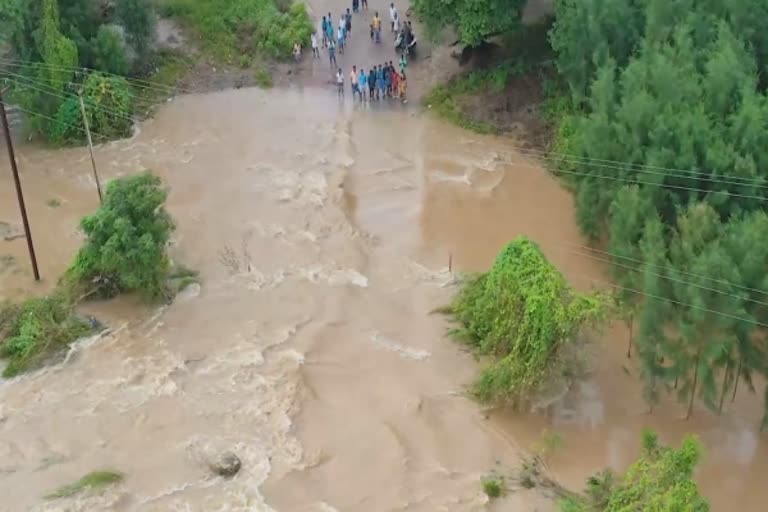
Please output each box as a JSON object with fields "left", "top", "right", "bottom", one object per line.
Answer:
{"left": 499, "top": 142, "right": 768, "bottom": 188}
{"left": 2, "top": 72, "right": 137, "bottom": 126}
{"left": 559, "top": 244, "right": 768, "bottom": 309}
{"left": 562, "top": 242, "right": 768, "bottom": 299}
{"left": 4, "top": 57, "right": 768, "bottom": 188}
{"left": 569, "top": 272, "right": 765, "bottom": 329}
{"left": 0, "top": 57, "right": 193, "bottom": 96}
{"left": 505, "top": 153, "right": 768, "bottom": 202}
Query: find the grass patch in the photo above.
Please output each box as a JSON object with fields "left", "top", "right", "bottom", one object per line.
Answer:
{"left": 481, "top": 475, "right": 504, "bottom": 498}
{"left": 45, "top": 470, "right": 123, "bottom": 499}
{"left": 46, "top": 198, "right": 62, "bottom": 208}
{"left": 155, "top": 0, "right": 312, "bottom": 64}
{"left": 0, "top": 295, "right": 92, "bottom": 378}
{"left": 254, "top": 68, "right": 274, "bottom": 88}
{"left": 168, "top": 264, "right": 201, "bottom": 294}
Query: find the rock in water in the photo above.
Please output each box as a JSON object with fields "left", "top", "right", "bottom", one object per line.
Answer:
{"left": 210, "top": 452, "right": 241, "bottom": 477}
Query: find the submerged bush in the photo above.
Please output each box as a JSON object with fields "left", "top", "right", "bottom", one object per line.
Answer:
{"left": 561, "top": 431, "right": 709, "bottom": 511}
{"left": 45, "top": 470, "right": 124, "bottom": 499}
{"left": 0, "top": 295, "right": 91, "bottom": 377}
{"left": 453, "top": 237, "right": 605, "bottom": 405}
{"left": 65, "top": 172, "right": 175, "bottom": 301}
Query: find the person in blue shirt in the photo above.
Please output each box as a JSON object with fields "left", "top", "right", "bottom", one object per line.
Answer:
{"left": 326, "top": 13, "right": 334, "bottom": 46}
{"left": 358, "top": 68, "right": 367, "bottom": 101}
{"left": 321, "top": 16, "right": 328, "bottom": 47}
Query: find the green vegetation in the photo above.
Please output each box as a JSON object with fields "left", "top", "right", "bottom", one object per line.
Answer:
{"left": 421, "top": 20, "right": 554, "bottom": 134}
{"left": 413, "top": 0, "right": 526, "bottom": 46}
{"left": 452, "top": 237, "right": 606, "bottom": 405}
{"left": 0, "top": 295, "right": 91, "bottom": 377}
{"left": 1, "top": 173, "right": 190, "bottom": 376}
{"left": 2, "top": 0, "right": 154, "bottom": 142}
{"left": 481, "top": 475, "right": 504, "bottom": 499}
{"left": 44, "top": 470, "right": 123, "bottom": 499}
{"left": 560, "top": 431, "right": 708, "bottom": 511}
{"left": 65, "top": 172, "right": 175, "bottom": 301}
{"left": 156, "top": 0, "right": 312, "bottom": 63}
{"left": 548, "top": 0, "right": 768, "bottom": 423}
{"left": 49, "top": 72, "right": 134, "bottom": 144}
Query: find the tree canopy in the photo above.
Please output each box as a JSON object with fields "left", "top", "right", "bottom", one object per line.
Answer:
{"left": 561, "top": 430, "right": 709, "bottom": 511}
{"left": 413, "top": 0, "right": 526, "bottom": 46}
{"left": 452, "top": 237, "right": 605, "bottom": 405}
{"left": 550, "top": 0, "right": 768, "bottom": 421}
{"left": 65, "top": 172, "right": 175, "bottom": 301}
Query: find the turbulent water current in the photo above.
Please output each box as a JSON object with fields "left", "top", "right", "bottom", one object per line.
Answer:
{"left": 1, "top": 87, "right": 767, "bottom": 511}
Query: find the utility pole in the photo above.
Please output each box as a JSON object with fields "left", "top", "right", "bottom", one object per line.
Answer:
{"left": 0, "top": 86, "right": 41, "bottom": 281}
{"left": 78, "top": 92, "right": 103, "bottom": 204}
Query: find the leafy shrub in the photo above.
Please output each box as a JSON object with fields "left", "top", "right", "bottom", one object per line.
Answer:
{"left": 452, "top": 237, "right": 605, "bottom": 405}
{"left": 0, "top": 295, "right": 91, "bottom": 377}
{"left": 91, "top": 25, "right": 129, "bottom": 75}
{"left": 65, "top": 172, "right": 175, "bottom": 301}
{"left": 561, "top": 431, "right": 709, "bottom": 511}
{"left": 481, "top": 475, "right": 504, "bottom": 498}
{"left": 50, "top": 72, "right": 134, "bottom": 144}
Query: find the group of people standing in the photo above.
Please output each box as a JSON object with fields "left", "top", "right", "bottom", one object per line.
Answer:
{"left": 306, "top": 3, "right": 409, "bottom": 103}
{"left": 342, "top": 61, "right": 407, "bottom": 102}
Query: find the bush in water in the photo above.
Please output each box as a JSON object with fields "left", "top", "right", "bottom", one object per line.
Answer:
{"left": 65, "top": 172, "right": 175, "bottom": 302}
{"left": 452, "top": 237, "right": 606, "bottom": 406}
{"left": 0, "top": 295, "right": 91, "bottom": 377}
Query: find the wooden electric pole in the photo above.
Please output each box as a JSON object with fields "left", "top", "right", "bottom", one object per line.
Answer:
{"left": 78, "top": 92, "right": 103, "bottom": 204}
{"left": 0, "top": 86, "right": 41, "bottom": 281}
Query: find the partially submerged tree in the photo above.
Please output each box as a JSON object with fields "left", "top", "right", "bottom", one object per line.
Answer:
{"left": 561, "top": 430, "right": 709, "bottom": 511}
{"left": 65, "top": 171, "right": 175, "bottom": 301}
{"left": 452, "top": 237, "right": 606, "bottom": 406}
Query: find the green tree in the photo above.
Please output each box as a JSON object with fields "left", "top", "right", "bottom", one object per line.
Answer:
{"left": 607, "top": 185, "right": 655, "bottom": 357}
{"left": 452, "top": 237, "right": 606, "bottom": 405}
{"left": 561, "top": 430, "right": 709, "bottom": 511}
{"left": 50, "top": 72, "right": 133, "bottom": 144}
{"left": 65, "top": 172, "right": 175, "bottom": 301}
{"left": 666, "top": 204, "right": 746, "bottom": 418}
{"left": 115, "top": 0, "right": 156, "bottom": 58}
{"left": 636, "top": 216, "right": 670, "bottom": 411}
{"left": 91, "top": 26, "right": 129, "bottom": 76}
{"left": 413, "top": 0, "right": 526, "bottom": 46}
{"left": 550, "top": 0, "right": 646, "bottom": 102}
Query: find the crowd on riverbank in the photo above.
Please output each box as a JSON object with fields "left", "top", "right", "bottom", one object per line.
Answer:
{"left": 294, "top": 2, "right": 411, "bottom": 103}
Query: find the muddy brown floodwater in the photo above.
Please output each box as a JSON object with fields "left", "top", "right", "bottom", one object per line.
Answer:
{"left": 1, "top": 85, "right": 768, "bottom": 512}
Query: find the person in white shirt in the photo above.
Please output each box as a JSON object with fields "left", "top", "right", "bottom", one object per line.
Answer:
{"left": 389, "top": 3, "right": 398, "bottom": 32}
{"left": 336, "top": 68, "right": 344, "bottom": 97}
{"left": 311, "top": 32, "right": 319, "bottom": 58}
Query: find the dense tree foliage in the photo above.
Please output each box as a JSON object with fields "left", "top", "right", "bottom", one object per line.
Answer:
{"left": 2, "top": 0, "right": 149, "bottom": 142}
{"left": 551, "top": 0, "right": 768, "bottom": 421}
{"left": 50, "top": 72, "right": 133, "bottom": 143}
{"left": 412, "top": 0, "right": 526, "bottom": 46}
{"left": 452, "top": 237, "right": 605, "bottom": 405}
{"left": 65, "top": 172, "right": 175, "bottom": 301}
{"left": 561, "top": 430, "right": 709, "bottom": 511}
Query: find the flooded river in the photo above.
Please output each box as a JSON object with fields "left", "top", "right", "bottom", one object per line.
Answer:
{"left": 1, "top": 86, "right": 767, "bottom": 511}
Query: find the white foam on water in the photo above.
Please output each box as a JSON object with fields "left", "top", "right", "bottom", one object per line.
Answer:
{"left": 370, "top": 332, "right": 430, "bottom": 361}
